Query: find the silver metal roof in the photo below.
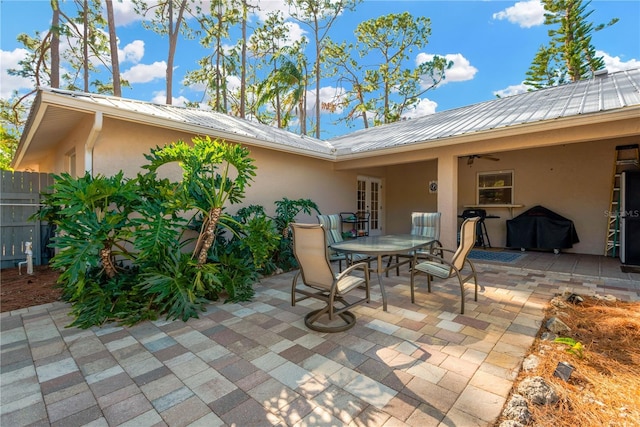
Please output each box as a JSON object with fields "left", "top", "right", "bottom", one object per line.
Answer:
{"left": 328, "top": 68, "right": 640, "bottom": 154}
{"left": 43, "top": 88, "right": 336, "bottom": 156}
{"left": 17, "top": 68, "right": 640, "bottom": 169}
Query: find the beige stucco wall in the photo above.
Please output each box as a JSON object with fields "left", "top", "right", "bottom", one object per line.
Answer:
{"left": 38, "top": 112, "right": 636, "bottom": 256}
{"left": 456, "top": 138, "right": 624, "bottom": 255}
{"left": 87, "top": 119, "right": 359, "bottom": 223}
{"left": 385, "top": 160, "right": 438, "bottom": 233}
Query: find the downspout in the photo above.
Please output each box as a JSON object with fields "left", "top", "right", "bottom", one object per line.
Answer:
{"left": 85, "top": 112, "right": 103, "bottom": 176}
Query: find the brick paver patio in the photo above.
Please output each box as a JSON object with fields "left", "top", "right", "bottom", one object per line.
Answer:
{"left": 2, "top": 261, "right": 638, "bottom": 426}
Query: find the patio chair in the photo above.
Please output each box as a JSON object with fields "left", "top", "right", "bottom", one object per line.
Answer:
{"left": 410, "top": 217, "right": 482, "bottom": 314}
{"left": 291, "top": 223, "right": 371, "bottom": 332}
{"left": 386, "top": 212, "right": 443, "bottom": 276}
{"left": 317, "top": 214, "right": 371, "bottom": 270}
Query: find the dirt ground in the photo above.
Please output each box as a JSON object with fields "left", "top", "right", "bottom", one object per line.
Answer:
{"left": 0, "top": 265, "right": 62, "bottom": 312}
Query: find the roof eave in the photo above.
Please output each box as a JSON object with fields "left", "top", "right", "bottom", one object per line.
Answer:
{"left": 333, "top": 106, "right": 640, "bottom": 162}
{"left": 21, "top": 89, "right": 338, "bottom": 163}
{"left": 11, "top": 91, "right": 44, "bottom": 170}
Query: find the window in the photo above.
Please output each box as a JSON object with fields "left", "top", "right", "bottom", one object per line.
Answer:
{"left": 477, "top": 170, "right": 513, "bottom": 205}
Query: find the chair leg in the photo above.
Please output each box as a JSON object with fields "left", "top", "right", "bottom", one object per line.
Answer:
{"left": 291, "top": 271, "right": 301, "bottom": 306}
{"left": 457, "top": 275, "right": 465, "bottom": 314}
{"left": 410, "top": 267, "right": 416, "bottom": 303}
{"left": 304, "top": 308, "right": 356, "bottom": 333}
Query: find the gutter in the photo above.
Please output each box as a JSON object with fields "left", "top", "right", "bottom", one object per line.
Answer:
{"left": 85, "top": 112, "right": 103, "bottom": 176}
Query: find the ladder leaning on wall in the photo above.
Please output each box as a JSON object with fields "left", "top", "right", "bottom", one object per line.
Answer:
{"left": 605, "top": 144, "right": 640, "bottom": 257}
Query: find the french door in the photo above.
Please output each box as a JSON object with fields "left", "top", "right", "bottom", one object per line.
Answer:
{"left": 357, "top": 176, "right": 383, "bottom": 236}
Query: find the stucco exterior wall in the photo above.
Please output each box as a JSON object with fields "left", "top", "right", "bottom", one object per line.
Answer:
{"left": 38, "top": 112, "right": 636, "bottom": 256}
{"left": 385, "top": 160, "right": 438, "bottom": 234}
{"left": 457, "top": 138, "right": 625, "bottom": 255}
{"left": 87, "top": 119, "right": 358, "bottom": 223}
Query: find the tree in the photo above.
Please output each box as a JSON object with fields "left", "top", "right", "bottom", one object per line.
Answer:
{"left": 286, "top": 0, "right": 361, "bottom": 138}
{"left": 525, "top": 0, "right": 618, "bottom": 89}
{"left": 323, "top": 39, "right": 374, "bottom": 128}
{"left": 135, "top": 0, "right": 192, "bottom": 104}
{"left": 185, "top": 0, "right": 241, "bottom": 112}
{"left": 106, "top": 0, "right": 121, "bottom": 96}
{"left": 0, "top": 111, "right": 21, "bottom": 170}
{"left": 325, "top": 12, "right": 451, "bottom": 127}
{"left": 250, "top": 11, "right": 308, "bottom": 130}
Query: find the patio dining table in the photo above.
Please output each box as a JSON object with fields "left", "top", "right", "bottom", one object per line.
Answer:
{"left": 330, "top": 234, "right": 434, "bottom": 311}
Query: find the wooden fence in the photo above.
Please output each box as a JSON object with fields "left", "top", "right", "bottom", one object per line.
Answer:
{"left": 1, "top": 171, "right": 54, "bottom": 269}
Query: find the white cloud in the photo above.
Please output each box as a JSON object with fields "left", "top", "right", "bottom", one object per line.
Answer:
{"left": 122, "top": 61, "right": 167, "bottom": 83}
{"left": 494, "top": 83, "right": 529, "bottom": 98}
{"left": 0, "top": 48, "right": 34, "bottom": 98}
{"left": 284, "top": 22, "right": 306, "bottom": 45}
{"left": 309, "top": 86, "right": 346, "bottom": 114}
{"left": 120, "top": 40, "right": 145, "bottom": 64}
{"left": 112, "top": 0, "right": 150, "bottom": 26}
{"left": 598, "top": 50, "right": 640, "bottom": 73}
{"left": 402, "top": 98, "right": 438, "bottom": 120}
{"left": 416, "top": 52, "right": 478, "bottom": 87}
{"left": 226, "top": 75, "right": 241, "bottom": 93}
{"left": 493, "top": 0, "right": 545, "bottom": 28}
{"left": 249, "top": 0, "right": 290, "bottom": 21}
{"left": 150, "top": 91, "right": 190, "bottom": 106}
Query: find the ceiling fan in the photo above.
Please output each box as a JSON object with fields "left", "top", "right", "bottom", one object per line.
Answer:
{"left": 467, "top": 154, "right": 500, "bottom": 165}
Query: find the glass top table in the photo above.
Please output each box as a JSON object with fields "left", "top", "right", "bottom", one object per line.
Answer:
{"left": 330, "top": 234, "right": 434, "bottom": 311}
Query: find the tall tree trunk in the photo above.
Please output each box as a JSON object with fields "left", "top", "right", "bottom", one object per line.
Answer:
{"left": 314, "top": 41, "right": 321, "bottom": 138}
{"left": 106, "top": 0, "right": 121, "bottom": 96}
{"left": 83, "top": 0, "right": 89, "bottom": 91}
{"left": 240, "top": 0, "right": 247, "bottom": 118}
{"left": 166, "top": 0, "right": 188, "bottom": 104}
{"left": 50, "top": 0, "right": 60, "bottom": 88}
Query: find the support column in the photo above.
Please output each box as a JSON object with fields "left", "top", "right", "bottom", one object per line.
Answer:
{"left": 437, "top": 154, "right": 459, "bottom": 250}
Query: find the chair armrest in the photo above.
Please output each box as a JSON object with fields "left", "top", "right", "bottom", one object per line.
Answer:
{"left": 336, "top": 261, "right": 370, "bottom": 281}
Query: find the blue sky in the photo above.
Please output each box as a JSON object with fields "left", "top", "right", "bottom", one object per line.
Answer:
{"left": 1, "top": 0, "right": 639, "bottom": 139}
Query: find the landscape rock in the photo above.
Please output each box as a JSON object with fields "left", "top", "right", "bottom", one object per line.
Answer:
{"left": 594, "top": 294, "right": 617, "bottom": 302}
{"left": 546, "top": 317, "right": 571, "bottom": 334}
{"left": 502, "top": 393, "right": 532, "bottom": 424}
{"left": 522, "top": 354, "right": 540, "bottom": 372}
{"left": 517, "top": 376, "right": 559, "bottom": 405}
{"left": 540, "top": 332, "right": 557, "bottom": 341}
{"left": 550, "top": 296, "right": 568, "bottom": 308}
{"left": 566, "top": 293, "right": 584, "bottom": 304}
{"left": 499, "top": 421, "right": 525, "bottom": 427}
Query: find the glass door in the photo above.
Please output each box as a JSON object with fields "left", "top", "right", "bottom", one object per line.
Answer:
{"left": 357, "top": 176, "right": 383, "bottom": 235}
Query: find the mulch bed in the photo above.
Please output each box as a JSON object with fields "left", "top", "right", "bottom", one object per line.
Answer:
{"left": 0, "top": 265, "right": 62, "bottom": 312}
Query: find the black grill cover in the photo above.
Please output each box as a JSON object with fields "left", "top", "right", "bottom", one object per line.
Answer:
{"left": 507, "top": 205, "right": 579, "bottom": 250}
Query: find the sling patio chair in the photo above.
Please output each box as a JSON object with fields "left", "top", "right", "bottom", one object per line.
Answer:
{"left": 386, "top": 212, "right": 444, "bottom": 276}
{"left": 291, "top": 223, "right": 371, "bottom": 332}
{"left": 317, "top": 214, "right": 371, "bottom": 271}
{"left": 410, "top": 217, "right": 483, "bottom": 314}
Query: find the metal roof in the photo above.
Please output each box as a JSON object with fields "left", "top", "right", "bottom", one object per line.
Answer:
{"left": 328, "top": 68, "right": 640, "bottom": 154}
{"left": 14, "top": 68, "right": 640, "bottom": 170}
{"left": 38, "top": 88, "right": 337, "bottom": 156}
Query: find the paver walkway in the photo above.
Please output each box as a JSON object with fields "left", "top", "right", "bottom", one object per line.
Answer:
{"left": 2, "top": 262, "right": 638, "bottom": 426}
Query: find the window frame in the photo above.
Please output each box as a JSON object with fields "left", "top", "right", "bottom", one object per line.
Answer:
{"left": 476, "top": 170, "right": 514, "bottom": 205}
{"left": 66, "top": 149, "right": 77, "bottom": 177}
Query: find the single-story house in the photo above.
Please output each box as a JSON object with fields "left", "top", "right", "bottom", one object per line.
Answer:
{"left": 11, "top": 68, "right": 640, "bottom": 256}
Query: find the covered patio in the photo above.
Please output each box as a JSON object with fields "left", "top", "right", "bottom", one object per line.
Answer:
{"left": 2, "top": 254, "right": 638, "bottom": 426}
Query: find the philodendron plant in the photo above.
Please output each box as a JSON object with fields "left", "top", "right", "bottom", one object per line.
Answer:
{"left": 35, "top": 136, "right": 280, "bottom": 328}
